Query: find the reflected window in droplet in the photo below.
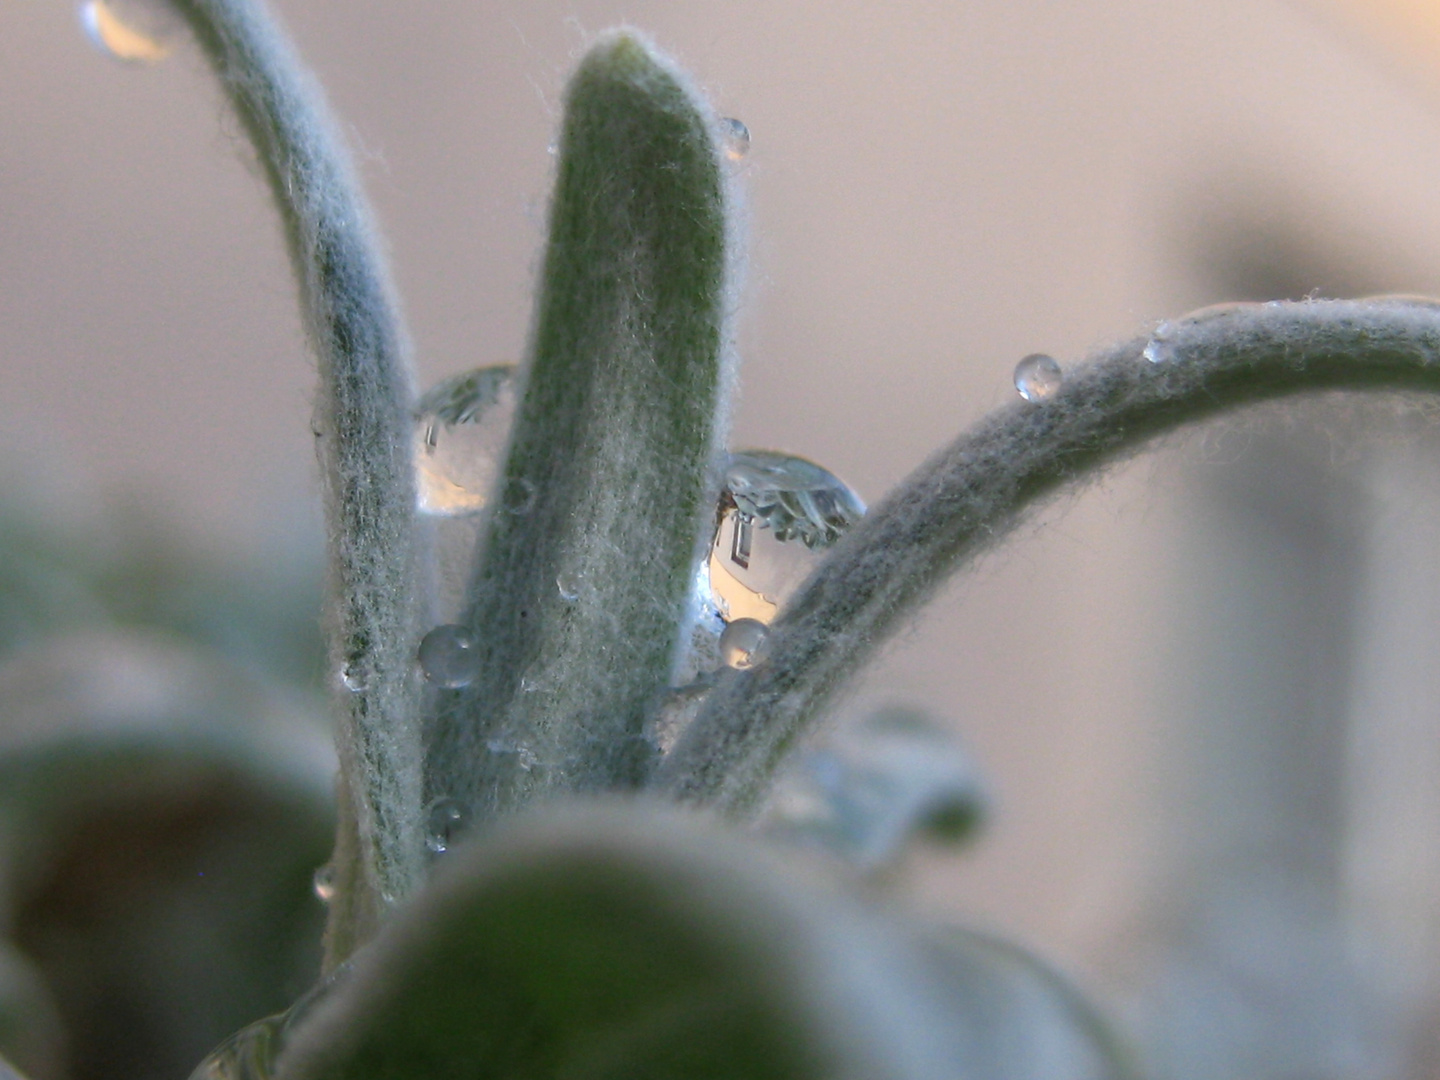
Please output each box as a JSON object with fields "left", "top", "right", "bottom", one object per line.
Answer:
{"left": 706, "top": 450, "right": 865, "bottom": 626}
{"left": 413, "top": 365, "right": 517, "bottom": 516}
{"left": 80, "top": 0, "right": 177, "bottom": 63}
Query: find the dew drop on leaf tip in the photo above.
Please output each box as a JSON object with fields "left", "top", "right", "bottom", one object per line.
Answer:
{"left": 1013, "top": 353, "right": 1063, "bottom": 402}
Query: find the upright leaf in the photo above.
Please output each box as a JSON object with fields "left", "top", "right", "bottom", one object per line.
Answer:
{"left": 427, "top": 31, "right": 735, "bottom": 818}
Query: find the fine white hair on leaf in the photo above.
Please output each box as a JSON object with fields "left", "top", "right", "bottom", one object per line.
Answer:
{"left": 163, "top": 0, "right": 426, "bottom": 965}
{"left": 655, "top": 298, "right": 1440, "bottom": 814}
{"left": 422, "top": 30, "right": 738, "bottom": 822}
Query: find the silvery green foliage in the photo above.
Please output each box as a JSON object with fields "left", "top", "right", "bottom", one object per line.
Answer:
{"left": 426, "top": 30, "right": 736, "bottom": 820}
{"left": 166, "top": 0, "right": 428, "bottom": 957}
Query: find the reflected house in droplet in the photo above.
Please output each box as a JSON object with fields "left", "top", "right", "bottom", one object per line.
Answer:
{"left": 705, "top": 449, "right": 865, "bottom": 626}
{"left": 412, "top": 365, "right": 517, "bottom": 517}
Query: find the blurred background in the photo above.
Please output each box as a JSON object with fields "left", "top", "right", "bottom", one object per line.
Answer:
{"left": 5, "top": 0, "right": 1440, "bottom": 1078}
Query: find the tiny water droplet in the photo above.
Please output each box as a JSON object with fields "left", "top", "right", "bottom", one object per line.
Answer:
{"left": 1142, "top": 321, "right": 1175, "bottom": 364}
{"left": 339, "top": 662, "right": 365, "bottom": 693}
{"left": 556, "top": 571, "right": 581, "bottom": 602}
{"left": 424, "top": 796, "right": 467, "bottom": 854}
{"left": 80, "top": 0, "right": 176, "bottom": 64}
{"left": 417, "top": 624, "right": 478, "bottom": 688}
{"left": 501, "top": 476, "right": 536, "bottom": 515}
{"left": 721, "top": 116, "right": 750, "bottom": 161}
{"left": 546, "top": 140, "right": 558, "bottom": 156}
{"left": 705, "top": 450, "right": 865, "bottom": 629}
{"left": 312, "top": 864, "right": 336, "bottom": 903}
{"left": 413, "top": 365, "right": 516, "bottom": 516}
{"left": 719, "top": 617, "right": 769, "bottom": 669}
{"left": 1013, "top": 353, "right": 1063, "bottom": 402}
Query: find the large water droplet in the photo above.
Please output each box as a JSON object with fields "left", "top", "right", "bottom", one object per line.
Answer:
{"left": 417, "top": 624, "right": 478, "bottom": 688}
{"left": 312, "top": 863, "right": 336, "bottom": 903}
{"left": 721, "top": 117, "right": 751, "bottom": 161}
{"left": 413, "top": 365, "right": 516, "bottom": 516}
{"left": 706, "top": 450, "right": 865, "bottom": 626}
{"left": 1013, "top": 353, "right": 1063, "bottom": 402}
{"left": 424, "top": 796, "right": 467, "bottom": 854}
{"left": 80, "top": 0, "right": 176, "bottom": 64}
{"left": 719, "top": 617, "right": 769, "bottom": 669}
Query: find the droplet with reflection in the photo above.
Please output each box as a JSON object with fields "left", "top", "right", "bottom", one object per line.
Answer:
{"left": 706, "top": 450, "right": 865, "bottom": 626}
{"left": 413, "top": 365, "right": 517, "bottom": 516}
{"left": 1013, "top": 353, "right": 1063, "bottom": 402}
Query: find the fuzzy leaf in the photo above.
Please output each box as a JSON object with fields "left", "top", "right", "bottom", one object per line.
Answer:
{"left": 272, "top": 802, "right": 1101, "bottom": 1080}
{"left": 163, "top": 0, "right": 426, "bottom": 955}
{"left": 427, "top": 31, "right": 734, "bottom": 817}
{"left": 658, "top": 299, "right": 1440, "bottom": 811}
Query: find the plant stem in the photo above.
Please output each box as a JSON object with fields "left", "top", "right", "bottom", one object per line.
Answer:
{"left": 167, "top": 0, "right": 425, "bottom": 962}
{"left": 655, "top": 299, "right": 1440, "bottom": 813}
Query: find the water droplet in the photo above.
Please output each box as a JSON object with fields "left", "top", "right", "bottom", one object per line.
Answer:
{"left": 188, "top": 965, "right": 346, "bottom": 1080}
{"left": 424, "top": 797, "right": 467, "bottom": 854}
{"left": 500, "top": 476, "right": 536, "bottom": 515}
{"left": 546, "top": 140, "right": 558, "bottom": 156}
{"left": 413, "top": 365, "right": 516, "bottom": 516}
{"left": 1013, "top": 353, "right": 1063, "bottom": 402}
{"left": 339, "top": 662, "right": 365, "bottom": 693}
{"left": 706, "top": 450, "right": 865, "bottom": 627}
{"left": 720, "top": 116, "right": 750, "bottom": 161}
{"left": 1142, "top": 321, "right": 1175, "bottom": 364}
{"left": 417, "top": 624, "right": 478, "bottom": 688}
{"left": 81, "top": 0, "right": 177, "bottom": 64}
{"left": 556, "top": 571, "right": 581, "bottom": 602}
{"left": 312, "top": 863, "right": 336, "bottom": 903}
{"left": 719, "top": 617, "right": 769, "bottom": 669}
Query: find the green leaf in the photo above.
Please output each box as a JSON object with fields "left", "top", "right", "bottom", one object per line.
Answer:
{"left": 428, "top": 31, "right": 735, "bottom": 817}
{"left": 274, "top": 802, "right": 1059, "bottom": 1080}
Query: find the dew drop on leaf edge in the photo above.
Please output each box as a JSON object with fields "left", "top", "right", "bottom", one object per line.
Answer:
{"left": 1013, "top": 353, "right": 1063, "bottom": 402}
